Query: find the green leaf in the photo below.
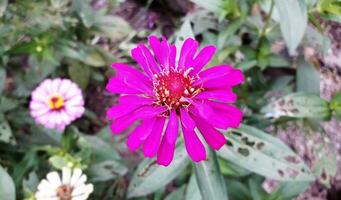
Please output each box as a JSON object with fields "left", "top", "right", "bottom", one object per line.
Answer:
{"left": 77, "top": 126, "right": 121, "bottom": 161}
{"left": 268, "top": 54, "right": 290, "bottom": 67}
{"left": 261, "top": 92, "right": 331, "bottom": 120}
{"left": 330, "top": 92, "right": 341, "bottom": 119}
{"left": 218, "top": 124, "right": 315, "bottom": 181}
{"left": 266, "top": 181, "right": 310, "bottom": 200}
{"left": 236, "top": 60, "right": 257, "bottom": 71}
{"left": 218, "top": 158, "right": 251, "bottom": 177}
{"left": 73, "top": 0, "right": 95, "bottom": 28}
{"left": 89, "top": 160, "right": 128, "bottom": 182}
{"left": 194, "top": 149, "right": 228, "bottom": 200}
{"left": 217, "top": 18, "right": 244, "bottom": 50}
{"left": 0, "top": 0, "right": 7, "bottom": 17}
{"left": 165, "top": 185, "right": 186, "bottom": 200}
{"left": 296, "top": 57, "right": 319, "bottom": 94}
{"left": 0, "top": 165, "right": 15, "bottom": 200}
{"left": 0, "top": 119, "right": 14, "bottom": 144}
{"left": 68, "top": 64, "right": 91, "bottom": 89}
{"left": 0, "top": 67, "right": 5, "bottom": 94}
{"left": 226, "top": 179, "right": 252, "bottom": 200}
{"left": 175, "top": 18, "right": 195, "bottom": 56}
{"left": 275, "top": 0, "right": 307, "bottom": 55}
{"left": 22, "top": 171, "right": 39, "bottom": 194}
{"left": 189, "top": 0, "right": 224, "bottom": 16}
{"left": 303, "top": 26, "right": 331, "bottom": 55}
{"left": 94, "top": 15, "right": 132, "bottom": 41}
{"left": 48, "top": 155, "right": 69, "bottom": 169}
{"left": 185, "top": 174, "right": 202, "bottom": 200}
{"left": 127, "top": 145, "right": 189, "bottom": 198}
{"left": 60, "top": 43, "right": 106, "bottom": 67}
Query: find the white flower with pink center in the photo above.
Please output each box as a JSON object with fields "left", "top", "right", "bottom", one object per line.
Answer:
{"left": 30, "top": 78, "right": 85, "bottom": 131}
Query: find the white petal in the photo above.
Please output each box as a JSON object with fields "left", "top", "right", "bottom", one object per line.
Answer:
{"left": 72, "top": 184, "right": 94, "bottom": 196}
{"left": 73, "top": 175, "right": 87, "bottom": 187}
{"left": 70, "top": 168, "right": 83, "bottom": 186}
{"left": 65, "top": 95, "right": 84, "bottom": 107}
{"left": 30, "top": 107, "right": 50, "bottom": 117}
{"left": 39, "top": 79, "right": 54, "bottom": 95}
{"left": 51, "top": 78, "right": 62, "bottom": 94}
{"left": 62, "top": 167, "right": 72, "bottom": 184}
{"left": 65, "top": 106, "right": 84, "bottom": 119}
{"left": 64, "top": 84, "right": 82, "bottom": 99}
{"left": 59, "top": 110, "right": 71, "bottom": 125}
{"left": 72, "top": 194, "right": 90, "bottom": 200}
{"left": 35, "top": 191, "right": 57, "bottom": 199}
{"left": 59, "top": 79, "right": 73, "bottom": 96}
{"left": 31, "top": 89, "right": 49, "bottom": 103}
{"left": 37, "top": 179, "right": 55, "bottom": 191}
{"left": 46, "top": 171, "right": 62, "bottom": 188}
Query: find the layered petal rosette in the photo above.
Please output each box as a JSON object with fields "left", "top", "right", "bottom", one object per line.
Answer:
{"left": 30, "top": 78, "right": 85, "bottom": 131}
{"left": 106, "top": 36, "right": 244, "bottom": 166}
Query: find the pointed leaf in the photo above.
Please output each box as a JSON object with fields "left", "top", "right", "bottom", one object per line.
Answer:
{"left": 0, "top": 165, "right": 15, "bottom": 200}
{"left": 275, "top": 0, "right": 307, "bottom": 55}
{"left": 261, "top": 92, "right": 331, "bottom": 120}
{"left": 296, "top": 57, "right": 319, "bottom": 94}
{"left": 218, "top": 124, "right": 315, "bottom": 181}
{"left": 127, "top": 145, "right": 189, "bottom": 198}
{"left": 194, "top": 149, "right": 228, "bottom": 200}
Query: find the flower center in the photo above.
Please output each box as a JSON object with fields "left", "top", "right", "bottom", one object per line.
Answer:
{"left": 153, "top": 68, "right": 201, "bottom": 109}
{"left": 56, "top": 184, "right": 73, "bottom": 200}
{"left": 47, "top": 95, "right": 64, "bottom": 110}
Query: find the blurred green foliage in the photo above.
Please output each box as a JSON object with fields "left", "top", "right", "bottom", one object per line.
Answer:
{"left": 0, "top": 0, "right": 339, "bottom": 199}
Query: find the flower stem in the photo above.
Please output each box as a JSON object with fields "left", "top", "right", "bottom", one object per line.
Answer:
{"left": 257, "top": 0, "right": 275, "bottom": 49}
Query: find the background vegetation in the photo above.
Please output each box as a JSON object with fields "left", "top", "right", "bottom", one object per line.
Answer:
{"left": 0, "top": 0, "right": 340, "bottom": 199}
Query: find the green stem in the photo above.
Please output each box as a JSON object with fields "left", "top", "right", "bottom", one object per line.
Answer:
{"left": 257, "top": 0, "right": 275, "bottom": 49}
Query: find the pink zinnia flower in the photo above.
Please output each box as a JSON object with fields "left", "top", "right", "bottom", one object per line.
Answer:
{"left": 30, "top": 78, "right": 85, "bottom": 131}
{"left": 106, "top": 36, "right": 244, "bottom": 166}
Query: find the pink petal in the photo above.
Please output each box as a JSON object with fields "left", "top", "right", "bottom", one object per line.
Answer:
{"left": 157, "top": 137, "right": 176, "bottom": 166}
{"left": 107, "top": 95, "right": 153, "bottom": 120}
{"left": 131, "top": 47, "right": 154, "bottom": 77}
{"left": 126, "top": 119, "right": 155, "bottom": 152}
{"left": 156, "top": 110, "right": 179, "bottom": 166}
{"left": 192, "top": 115, "right": 226, "bottom": 150}
{"left": 206, "top": 101, "right": 243, "bottom": 128}
{"left": 190, "top": 45, "right": 216, "bottom": 75}
{"left": 131, "top": 45, "right": 160, "bottom": 77}
{"left": 148, "top": 35, "right": 163, "bottom": 65}
{"left": 180, "top": 108, "right": 206, "bottom": 162}
{"left": 110, "top": 114, "right": 138, "bottom": 135}
{"left": 139, "top": 44, "right": 161, "bottom": 73}
{"left": 106, "top": 77, "right": 145, "bottom": 95}
{"left": 194, "top": 88, "right": 237, "bottom": 103}
{"left": 189, "top": 101, "right": 229, "bottom": 130}
{"left": 110, "top": 105, "right": 165, "bottom": 134}
{"left": 169, "top": 45, "right": 176, "bottom": 69}
{"left": 165, "top": 110, "right": 179, "bottom": 143}
{"left": 178, "top": 38, "right": 198, "bottom": 70}
{"left": 143, "top": 117, "right": 166, "bottom": 157}
{"left": 195, "top": 65, "right": 244, "bottom": 86}
{"left": 160, "top": 39, "right": 172, "bottom": 70}
{"left": 112, "top": 63, "right": 152, "bottom": 86}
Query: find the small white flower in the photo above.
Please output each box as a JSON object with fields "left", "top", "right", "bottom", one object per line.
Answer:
{"left": 35, "top": 168, "right": 93, "bottom": 200}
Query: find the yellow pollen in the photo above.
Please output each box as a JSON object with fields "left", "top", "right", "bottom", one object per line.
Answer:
{"left": 47, "top": 95, "right": 64, "bottom": 110}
